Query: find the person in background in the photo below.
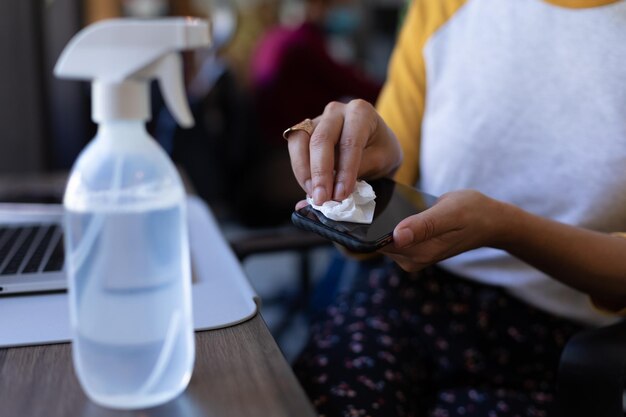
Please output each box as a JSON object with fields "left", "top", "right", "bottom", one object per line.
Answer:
{"left": 283, "top": 0, "right": 626, "bottom": 416}
{"left": 250, "top": 0, "right": 381, "bottom": 145}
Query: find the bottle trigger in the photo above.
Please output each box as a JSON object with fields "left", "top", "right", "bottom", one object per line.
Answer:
{"left": 140, "top": 54, "right": 194, "bottom": 128}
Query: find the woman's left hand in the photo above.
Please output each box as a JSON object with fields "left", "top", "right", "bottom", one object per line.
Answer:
{"left": 379, "top": 190, "right": 509, "bottom": 272}
{"left": 379, "top": 188, "right": 626, "bottom": 309}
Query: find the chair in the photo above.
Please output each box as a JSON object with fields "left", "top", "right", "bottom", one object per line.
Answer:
{"left": 557, "top": 319, "right": 626, "bottom": 417}
{"left": 228, "top": 225, "right": 330, "bottom": 338}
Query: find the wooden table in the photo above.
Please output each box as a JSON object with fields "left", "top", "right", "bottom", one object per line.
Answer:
{"left": 0, "top": 315, "right": 316, "bottom": 417}
{"left": 0, "top": 172, "right": 317, "bottom": 417}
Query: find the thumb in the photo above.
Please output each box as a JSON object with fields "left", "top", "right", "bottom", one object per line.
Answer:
{"left": 393, "top": 212, "right": 438, "bottom": 249}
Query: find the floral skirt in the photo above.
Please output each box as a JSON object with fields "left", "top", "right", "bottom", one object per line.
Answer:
{"left": 293, "top": 260, "right": 584, "bottom": 417}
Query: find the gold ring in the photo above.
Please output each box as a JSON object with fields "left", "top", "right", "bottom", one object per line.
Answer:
{"left": 283, "top": 118, "right": 314, "bottom": 140}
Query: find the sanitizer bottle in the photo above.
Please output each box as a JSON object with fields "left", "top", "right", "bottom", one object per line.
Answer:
{"left": 54, "top": 18, "right": 210, "bottom": 409}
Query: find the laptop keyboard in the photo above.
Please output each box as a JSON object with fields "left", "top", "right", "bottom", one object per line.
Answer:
{"left": 0, "top": 225, "right": 64, "bottom": 275}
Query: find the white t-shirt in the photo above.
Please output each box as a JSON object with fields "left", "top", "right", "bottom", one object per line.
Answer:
{"left": 377, "top": 0, "right": 626, "bottom": 325}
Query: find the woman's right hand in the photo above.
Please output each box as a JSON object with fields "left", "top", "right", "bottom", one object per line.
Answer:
{"left": 286, "top": 99, "right": 403, "bottom": 207}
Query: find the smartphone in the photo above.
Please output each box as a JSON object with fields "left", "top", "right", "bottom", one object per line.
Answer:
{"left": 291, "top": 177, "right": 438, "bottom": 253}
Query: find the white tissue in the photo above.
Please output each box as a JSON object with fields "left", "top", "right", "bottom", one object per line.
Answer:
{"left": 307, "top": 180, "right": 376, "bottom": 224}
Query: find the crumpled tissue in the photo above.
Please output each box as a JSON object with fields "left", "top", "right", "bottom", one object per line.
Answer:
{"left": 307, "top": 180, "right": 376, "bottom": 224}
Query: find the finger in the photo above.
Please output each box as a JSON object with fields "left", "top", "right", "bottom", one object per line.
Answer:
{"left": 287, "top": 117, "right": 321, "bottom": 194}
{"left": 295, "top": 199, "right": 308, "bottom": 210}
{"left": 378, "top": 235, "right": 413, "bottom": 255}
{"left": 357, "top": 148, "right": 390, "bottom": 181}
{"left": 309, "top": 102, "right": 345, "bottom": 204}
{"left": 393, "top": 204, "right": 456, "bottom": 249}
{"left": 393, "top": 213, "right": 437, "bottom": 249}
{"left": 287, "top": 133, "right": 312, "bottom": 194}
{"left": 333, "top": 100, "right": 373, "bottom": 200}
{"left": 356, "top": 118, "right": 402, "bottom": 181}
{"left": 393, "top": 226, "right": 417, "bottom": 249}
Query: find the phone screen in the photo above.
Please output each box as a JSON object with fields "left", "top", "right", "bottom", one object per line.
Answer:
{"left": 292, "top": 178, "right": 438, "bottom": 252}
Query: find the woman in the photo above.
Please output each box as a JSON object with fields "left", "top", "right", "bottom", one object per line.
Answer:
{"left": 284, "top": 0, "right": 626, "bottom": 415}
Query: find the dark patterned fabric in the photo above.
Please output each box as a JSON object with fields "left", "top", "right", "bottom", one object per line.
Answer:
{"left": 293, "top": 260, "right": 585, "bottom": 417}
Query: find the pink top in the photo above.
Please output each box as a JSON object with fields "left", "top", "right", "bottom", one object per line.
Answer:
{"left": 250, "top": 22, "right": 381, "bottom": 145}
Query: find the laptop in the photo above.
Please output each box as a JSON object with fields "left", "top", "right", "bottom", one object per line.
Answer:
{"left": 0, "top": 204, "right": 66, "bottom": 295}
{"left": 0, "top": 201, "right": 206, "bottom": 295}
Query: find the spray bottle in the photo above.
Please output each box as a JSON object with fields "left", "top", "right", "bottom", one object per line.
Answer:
{"left": 54, "top": 18, "right": 210, "bottom": 409}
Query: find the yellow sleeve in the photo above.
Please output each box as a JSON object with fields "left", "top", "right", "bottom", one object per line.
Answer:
{"left": 376, "top": 0, "right": 467, "bottom": 187}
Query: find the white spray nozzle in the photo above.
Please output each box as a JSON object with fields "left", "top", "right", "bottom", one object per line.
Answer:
{"left": 54, "top": 18, "right": 211, "bottom": 127}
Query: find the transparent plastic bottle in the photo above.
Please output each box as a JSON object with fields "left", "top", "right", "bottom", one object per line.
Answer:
{"left": 54, "top": 17, "right": 209, "bottom": 408}
{"left": 63, "top": 121, "right": 195, "bottom": 409}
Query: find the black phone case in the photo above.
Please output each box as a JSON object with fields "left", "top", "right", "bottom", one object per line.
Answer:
{"left": 291, "top": 211, "right": 393, "bottom": 253}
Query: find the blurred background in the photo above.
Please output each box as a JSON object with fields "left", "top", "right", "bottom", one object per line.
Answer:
{"left": 0, "top": 0, "right": 407, "bottom": 361}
